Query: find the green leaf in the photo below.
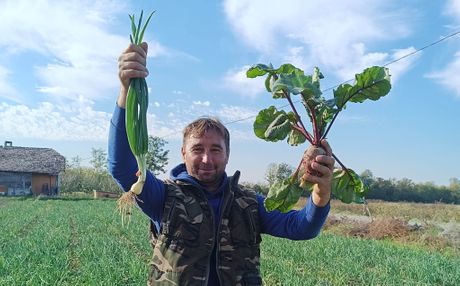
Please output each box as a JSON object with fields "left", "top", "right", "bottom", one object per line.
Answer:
{"left": 264, "top": 177, "right": 303, "bottom": 212}
{"left": 287, "top": 128, "right": 306, "bottom": 146}
{"left": 129, "top": 14, "right": 137, "bottom": 44}
{"left": 333, "top": 83, "right": 352, "bottom": 110}
{"left": 272, "top": 69, "right": 312, "bottom": 97}
{"left": 246, "top": 63, "right": 274, "bottom": 78}
{"left": 264, "top": 74, "right": 273, "bottom": 92}
{"left": 138, "top": 11, "right": 155, "bottom": 43}
{"left": 312, "top": 67, "right": 324, "bottom": 89}
{"left": 263, "top": 113, "right": 292, "bottom": 142}
{"left": 134, "top": 10, "right": 143, "bottom": 44}
{"left": 254, "top": 106, "right": 290, "bottom": 141}
{"left": 332, "top": 169, "right": 368, "bottom": 203}
{"left": 275, "top": 63, "right": 299, "bottom": 74}
{"left": 348, "top": 66, "right": 391, "bottom": 103}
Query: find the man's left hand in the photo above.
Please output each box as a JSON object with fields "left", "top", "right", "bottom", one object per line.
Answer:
{"left": 302, "top": 139, "right": 335, "bottom": 207}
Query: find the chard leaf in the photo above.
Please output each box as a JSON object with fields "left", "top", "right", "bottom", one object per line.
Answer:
{"left": 254, "top": 106, "right": 291, "bottom": 141}
{"left": 246, "top": 63, "right": 274, "bottom": 78}
{"left": 275, "top": 63, "right": 299, "bottom": 74}
{"left": 264, "top": 74, "right": 273, "bottom": 92}
{"left": 348, "top": 66, "right": 391, "bottom": 103}
{"left": 333, "top": 83, "right": 352, "bottom": 110}
{"left": 332, "top": 169, "right": 368, "bottom": 203}
{"left": 264, "top": 177, "right": 303, "bottom": 212}
{"left": 272, "top": 69, "right": 313, "bottom": 98}
{"left": 287, "top": 128, "right": 306, "bottom": 146}
{"left": 312, "top": 67, "right": 324, "bottom": 89}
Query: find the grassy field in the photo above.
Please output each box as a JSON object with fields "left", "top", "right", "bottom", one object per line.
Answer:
{"left": 0, "top": 197, "right": 459, "bottom": 285}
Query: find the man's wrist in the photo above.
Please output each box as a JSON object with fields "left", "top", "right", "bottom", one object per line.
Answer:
{"left": 117, "top": 87, "right": 128, "bottom": 109}
{"left": 311, "top": 185, "right": 331, "bottom": 207}
{"left": 312, "top": 193, "right": 330, "bottom": 207}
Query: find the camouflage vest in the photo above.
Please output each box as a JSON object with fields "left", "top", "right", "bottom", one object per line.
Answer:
{"left": 148, "top": 171, "right": 262, "bottom": 286}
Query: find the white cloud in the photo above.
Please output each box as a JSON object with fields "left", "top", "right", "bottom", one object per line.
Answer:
{"left": 226, "top": 128, "right": 254, "bottom": 140}
{"left": 193, "top": 101, "right": 210, "bottom": 107}
{"left": 0, "top": 0, "right": 124, "bottom": 103}
{"left": 222, "top": 65, "right": 265, "bottom": 98}
{"left": 223, "top": 0, "right": 416, "bottom": 81}
{"left": 338, "top": 46, "right": 420, "bottom": 84}
{"left": 0, "top": 65, "right": 21, "bottom": 103}
{"left": 0, "top": 0, "right": 169, "bottom": 105}
{"left": 426, "top": 51, "right": 460, "bottom": 98}
{"left": 446, "top": 0, "right": 460, "bottom": 20}
{"left": 0, "top": 101, "right": 111, "bottom": 141}
{"left": 282, "top": 46, "right": 308, "bottom": 71}
{"left": 426, "top": 1, "right": 460, "bottom": 98}
{"left": 385, "top": 47, "right": 420, "bottom": 83}
{"left": 139, "top": 98, "right": 260, "bottom": 141}
{"left": 217, "top": 105, "right": 256, "bottom": 123}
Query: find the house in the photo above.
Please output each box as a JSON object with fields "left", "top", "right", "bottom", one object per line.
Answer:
{"left": 0, "top": 141, "right": 66, "bottom": 196}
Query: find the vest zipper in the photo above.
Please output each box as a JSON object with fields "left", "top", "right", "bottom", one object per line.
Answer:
{"left": 215, "top": 178, "right": 233, "bottom": 285}
{"left": 178, "top": 182, "right": 213, "bottom": 286}
{"left": 192, "top": 186, "right": 216, "bottom": 286}
{"left": 205, "top": 202, "right": 215, "bottom": 286}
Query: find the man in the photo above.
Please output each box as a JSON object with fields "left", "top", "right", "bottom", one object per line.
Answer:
{"left": 108, "top": 42, "right": 335, "bottom": 285}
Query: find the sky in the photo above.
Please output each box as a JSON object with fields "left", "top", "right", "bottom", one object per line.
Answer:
{"left": 0, "top": 0, "right": 459, "bottom": 186}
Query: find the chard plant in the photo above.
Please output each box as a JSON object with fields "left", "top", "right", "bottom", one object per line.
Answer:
{"left": 247, "top": 63, "right": 391, "bottom": 212}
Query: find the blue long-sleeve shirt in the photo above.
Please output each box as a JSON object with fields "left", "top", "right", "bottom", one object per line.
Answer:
{"left": 108, "top": 104, "right": 330, "bottom": 284}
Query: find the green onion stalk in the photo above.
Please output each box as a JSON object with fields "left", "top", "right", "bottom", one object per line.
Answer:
{"left": 118, "top": 10, "right": 154, "bottom": 226}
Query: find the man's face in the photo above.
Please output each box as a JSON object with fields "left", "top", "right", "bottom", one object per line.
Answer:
{"left": 181, "top": 129, "right": 229, "bottom": 189}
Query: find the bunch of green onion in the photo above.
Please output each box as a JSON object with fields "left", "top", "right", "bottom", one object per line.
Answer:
{"left": 118, "top": 10, "right": 154, "bottom": 225}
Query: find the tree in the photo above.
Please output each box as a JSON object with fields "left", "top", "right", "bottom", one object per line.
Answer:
{"left": 90, "top": 148, "right": 107, "bottom": 173}
{"left": 66, "top": 155, "right": 82, "bottom": 169}
{"left": 265, "top": 162, "right": 294, "bottom": 187}
{"left": 240, "top": 182, "right": 269, "bottom": 196}
{"left": 146, "top": 136, "right": 169, "bottom": 175}
{"left": 449, "top": 177, "right": 460, "bottom": 191}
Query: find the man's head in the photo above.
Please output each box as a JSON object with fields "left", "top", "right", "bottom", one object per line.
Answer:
{"left": 181, "top": 117, "right": 230, "bottom": 190}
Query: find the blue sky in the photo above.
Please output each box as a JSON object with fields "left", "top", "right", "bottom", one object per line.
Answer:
{"left": 0, "top": 0, "right": 459, "bottom": 186}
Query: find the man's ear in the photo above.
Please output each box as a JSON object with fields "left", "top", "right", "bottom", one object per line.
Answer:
{"left": 181, "top": 146, "right": 186, "bottom": 162}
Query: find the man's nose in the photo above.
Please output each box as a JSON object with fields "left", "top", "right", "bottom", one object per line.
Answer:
{"left": 202, "top": 151, "right": 211, "bottom": 163}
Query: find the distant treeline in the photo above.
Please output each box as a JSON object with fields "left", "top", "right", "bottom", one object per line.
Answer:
{"left": 361, "top": 170, "right": 460, "bottom": 204}
{"left": 241, "top": 170, "right": 460, "bottom": 204}
{"left": 60, "top": 165, "right": 460, "bottom": 204}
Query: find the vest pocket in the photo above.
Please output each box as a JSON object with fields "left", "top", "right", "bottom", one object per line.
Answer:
{"left": 162, "top": 197, "right": 203, "bottom": 245}
{"left": 230, "top": 204, "right": 260, "bottom": 246}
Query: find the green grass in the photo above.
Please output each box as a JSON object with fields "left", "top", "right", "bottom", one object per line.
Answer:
{"left": 261, "top": 235, "right": 459, "bottom": 285}
{"left": 1, "top": 197, "right": 459, "bottom": 285}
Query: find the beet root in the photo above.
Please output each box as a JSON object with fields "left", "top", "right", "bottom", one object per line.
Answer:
{"left": 299, "top": 146, "right": 326, "bottom": 187}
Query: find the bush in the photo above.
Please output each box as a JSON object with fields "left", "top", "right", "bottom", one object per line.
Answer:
{"left": 60, "top": 167, "right": 121, "bottom": 194}
{"left": 240, "top": 182, "right": 269, "bottom": 196}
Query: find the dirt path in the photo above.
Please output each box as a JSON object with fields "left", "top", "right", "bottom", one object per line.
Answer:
{"left": 328, "top": 213, "right": 460, "bottom": 246}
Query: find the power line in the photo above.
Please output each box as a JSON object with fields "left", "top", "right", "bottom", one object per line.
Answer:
{"left": 159, "top": 28, "right": 460, "bottom": 138}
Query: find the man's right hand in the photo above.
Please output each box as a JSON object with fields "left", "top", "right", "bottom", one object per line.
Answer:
{"left": 117, "top": 42, "right": 149, "bottom": 108}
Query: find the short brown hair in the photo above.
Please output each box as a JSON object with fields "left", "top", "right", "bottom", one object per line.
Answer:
{"left": 183, "top": 117, "right": 230, "bottom": 155}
